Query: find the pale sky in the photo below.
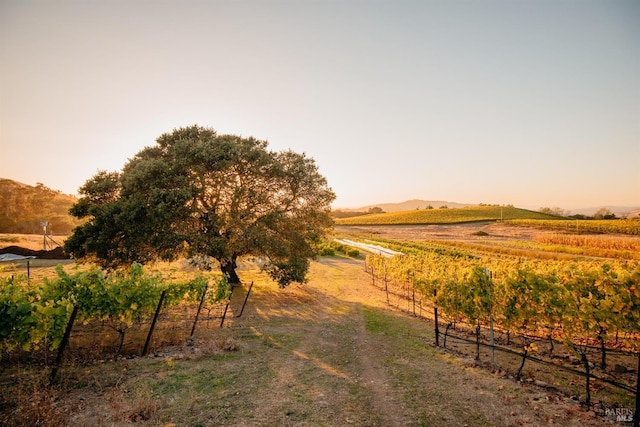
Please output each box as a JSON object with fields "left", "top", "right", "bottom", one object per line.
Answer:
{"left": 1, "top": 0, "right": 639, "bottom": 210}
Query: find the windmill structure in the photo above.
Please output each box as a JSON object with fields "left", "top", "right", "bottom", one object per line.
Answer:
{"left": 40, "top": 221, "right": 61, "bottom": 251}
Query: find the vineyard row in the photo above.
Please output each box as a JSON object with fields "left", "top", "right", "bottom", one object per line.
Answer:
{"left": 365, "top": 250, "right": 640, "bottom": 353}
{"left": 364, "top": 250, "right": 640, "bottom": 414}
{"left": 0, "top": 263, "right": 230, "bottom": 355}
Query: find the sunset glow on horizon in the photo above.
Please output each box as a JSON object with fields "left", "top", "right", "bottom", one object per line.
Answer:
{"left": 1, "top": 0, "right": 638, "bottom": 211}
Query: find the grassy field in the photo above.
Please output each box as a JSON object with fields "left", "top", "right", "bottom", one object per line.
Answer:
{"left": 335, "top": 205, "right": 560, "bottom": 226}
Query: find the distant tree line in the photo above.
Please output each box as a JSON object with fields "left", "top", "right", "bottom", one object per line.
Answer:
{"left": 0, "top": 179, "right": 83, "bottom": 234}
{"left": 539, "top": 206, "right": 617, "bottom": 220}
{"left": 419, "top": 204, "right": 449, "bottom": 210}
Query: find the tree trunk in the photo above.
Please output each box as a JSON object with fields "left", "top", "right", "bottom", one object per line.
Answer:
{"left": 220, "top": 256, "right": 241, "bottom": 285}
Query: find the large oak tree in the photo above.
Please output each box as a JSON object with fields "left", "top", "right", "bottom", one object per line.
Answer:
{"left": 65, "top": 126, "right": 336, "bottom": 286}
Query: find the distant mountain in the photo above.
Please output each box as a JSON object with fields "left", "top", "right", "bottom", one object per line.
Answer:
{"left": 0, "top": 178, "right": 82, "bottom": 234}
{"left": 340, "top": 199, "right": 475, "bottom": 213}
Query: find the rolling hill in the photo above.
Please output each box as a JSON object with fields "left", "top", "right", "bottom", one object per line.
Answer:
{"left": 0, "top": 178, "right": 82, "bottom": 234}
{"left": 335, "top": 205, "right": 560, "bottom": 226}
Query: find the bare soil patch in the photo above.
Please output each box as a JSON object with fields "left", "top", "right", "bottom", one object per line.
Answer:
{"left": 0, "top": 245, "right": 68, "bottom": 259}
{"left": 0, "top": 233, "right": 67, "bottom": 251}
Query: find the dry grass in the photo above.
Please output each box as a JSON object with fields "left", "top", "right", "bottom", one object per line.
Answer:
{"left": 0, "top": 373, "right": 68, "bottom": 427}
{"left": 534, "top": 233, "right": 640, "bottom": 251}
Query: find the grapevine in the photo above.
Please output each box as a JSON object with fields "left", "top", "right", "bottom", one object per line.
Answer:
{"left": 364, "top": 246, "right": 640, "bottom": 353}
{"left": 0, "top": 263, "right": 229, "bottom": 354}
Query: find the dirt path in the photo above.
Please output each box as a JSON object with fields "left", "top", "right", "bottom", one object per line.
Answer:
{"left": 231, "top": 258, "right": 605, "bottom": 426}
{"left": 355, "top": 307, "right": 413, "bottom": 427}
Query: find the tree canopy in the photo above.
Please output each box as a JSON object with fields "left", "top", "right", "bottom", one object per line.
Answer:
{"left": 64, "top": 126, "right": 336, "bottom": 286}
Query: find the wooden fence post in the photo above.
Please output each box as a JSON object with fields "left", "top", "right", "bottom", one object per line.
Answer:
{"left": 142, "top": 290, "right": 166, "bottom": 356}
{"left": 371, "top": 266, "right": 375, "bottom": 287}
{"left": 191, "top": 283, "right": 209, "bottom": 337}
{"left": 412, "top": 281, "right": 416, "bottom": 316}
{"left": 433, "top": 289, "right": 440, "bottom": 347}
{"left": 50, "top": 305, "right": 79, "bottom": 384}
{"left": 236, "top": 281, "right": 254, "bottom": 318}
{"left": 475, "top": 322, "right": 481, "bottom": 361}
{"left": 633, "top": 352, "right": 639, "bottom": 427}
{"left": 582, "top": 352, "right": 591, "bottom": 407}
{"left": 485, "top": 268, "right": 495, "bottom": 369}
{"left": 383, "top": 260, "right": 389, "bottom": 305}
{"left": 220, "top": 300, "right": 230, "bottom": 328}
